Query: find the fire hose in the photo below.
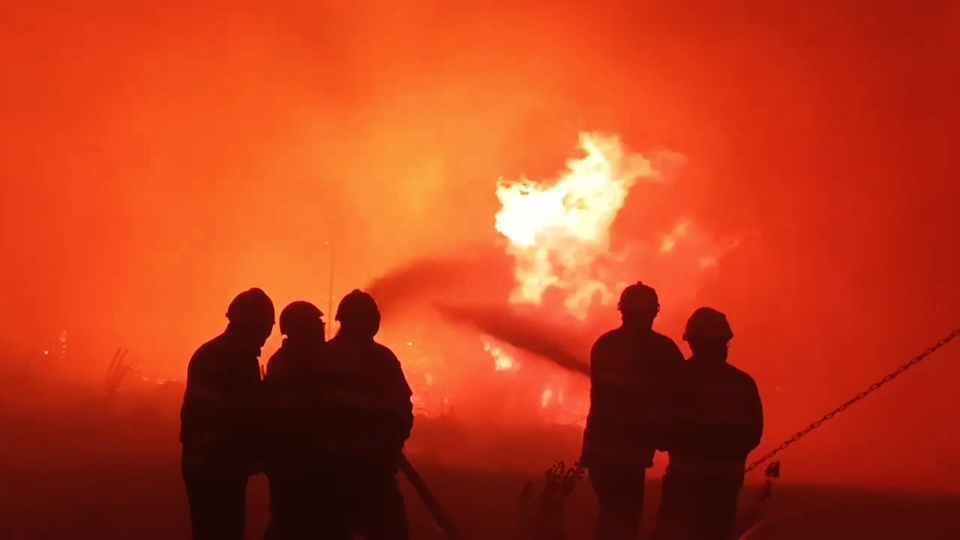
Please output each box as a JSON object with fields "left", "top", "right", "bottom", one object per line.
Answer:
{"left": 399, "top": 454, "right": 459, "bottom": 540}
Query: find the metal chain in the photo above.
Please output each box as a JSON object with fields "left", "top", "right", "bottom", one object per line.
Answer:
{"left": 743, "top": 328, "right": 960, "bottom": 474}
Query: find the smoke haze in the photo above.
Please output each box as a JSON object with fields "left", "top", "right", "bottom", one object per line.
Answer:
{"left": 2, "top": 0, "right": 959, "bottom": 492}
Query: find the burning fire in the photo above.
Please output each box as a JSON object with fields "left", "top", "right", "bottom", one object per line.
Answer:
{"left": 494, "top": 131, "right": 731, "bottom": 319}
{"left": 494, "top": 132, "right": 662, "bottom": 319}
{"left": 491, "top": 131, "right": 734, "bottom": 417}
{"left": 484, "top": 338, "right": 519, "bottom": 371}
{"left": 541, "top": 387, "right": 554, "bottom": 408}
{"left": 392, "top": 131, "right": 734, "bottom": 425}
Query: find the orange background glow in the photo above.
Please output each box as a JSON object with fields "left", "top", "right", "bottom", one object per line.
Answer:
{"left": 2, "top": 1, "right": 959, "bottom": 492}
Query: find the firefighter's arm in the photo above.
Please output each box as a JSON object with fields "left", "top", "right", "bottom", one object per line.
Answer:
{"left": 185, "top": 383, "right": 227, "bottom": 405}
{"left": 263, "top": 354, "right": 296, "bottom": 410}
{"left": 661, "top": 339, "right": 690, "bottom": 410}
{"left": 584, "top": 341, "right": 600, "bottom": 431}
{"left": 744, "top": 378, "right": 764, "bottom": 452}
{"left": 657, "top": 369, "right": 693, "bottom": 452}
{"left": 580, "top": 339, "right": 606, "bottom": 466}
{"left": 586, "top": 338, "right": 608, "bottom": 399}
{"left": 185, "top": 351, "right": 228, "bottom": 406}
{"left": 263, "top": 352, "right": 290, "bottom": 384}
{"left": 182, "top": 351, "right": 229, "bottom": 448}
{"left": 247, "top": 373, "right": 267, "bottom": 474}
{"left": 386, "top": 352, "right": 415, "bottom": 444}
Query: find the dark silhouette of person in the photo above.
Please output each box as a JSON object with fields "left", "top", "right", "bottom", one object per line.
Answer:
{"left": 262, "top": 301, "right": 327, "bottom": 540}
{"left": 652, "top": 307, "right": 763, "bottom": 540}
{"left": 180, "top": 288, "right": 275, "bottom": 540}
{"left": 311, "top": 289, "right": 414, "bottom": 540}
{"left": 582, "top": 282, "right": 686, "bottom": 540}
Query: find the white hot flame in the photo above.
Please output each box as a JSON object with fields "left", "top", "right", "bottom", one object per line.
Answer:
{"left": 494, "top": 132, "right": 661, "bottom": 319}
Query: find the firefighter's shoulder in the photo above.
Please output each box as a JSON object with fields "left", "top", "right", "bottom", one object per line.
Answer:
{"left": 591, "top": 328, "right": 625, "bottom": 352}
{"left": 722, "top": 363, "right": 760, "bottom": 393}
{"left": 192, "top": 333, "right": 228, "bottom": 357}
{"left": 264, "top": 347, "right": 291, "bottom": 381}
{"left": 649, "top": 329, "right": 680, "bottom": 346}
{"left": 369, "top": 340, "right": 400, "bottom": 361}
{"left": 370, "top": 342, "right": 409, "bottom": 378}
{"left": 185, "top": 335, "right": 239, "bottom": 402}
{"left": 648, "top": 330, "right": 685, "bottom": 358}
{"left": 187, "top": 334, "right": 230, "bottom": 373}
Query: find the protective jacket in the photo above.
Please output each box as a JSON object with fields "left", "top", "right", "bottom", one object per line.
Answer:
{"left": 310, "top": 332, "right": 414, "bottom": 472}
{"left": 665, "top": 358, "right": 763, "bottom": 482}
{"left": 263, "top": 337, "right": 325, "bottom": 470}
{"left": 180, "top": 330, "right": 265, "bottom": 471}
{"left": 583, "top": 326, "right": 686, "bottom": 467}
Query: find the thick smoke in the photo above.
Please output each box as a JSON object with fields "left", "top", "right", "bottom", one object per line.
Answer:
{"left": 434, "top": 303, "right": 590, "bottom": 376}
{"left": 364, "top": 244, "right": 515, "bottom": 315}
{"left": 363, "top": 245, "right": 594, "bottom": 376}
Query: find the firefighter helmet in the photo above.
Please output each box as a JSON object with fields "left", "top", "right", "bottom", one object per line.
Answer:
{"left": 279, "top": 301, "right": 324, "bottom": 338}
{"left": 226, "top": 288, "right": 275, "bottom": 326}
{"left": 617, "top": 282, "right": 659, "bottom": 315}
{"left": 683, "top": 307, "right": 734, "bottom": 343}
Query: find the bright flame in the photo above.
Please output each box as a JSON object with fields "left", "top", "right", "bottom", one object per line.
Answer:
{"left": 541, "top": 387, "right": 554, "bottom": 408}
{"left": 659, "top": 220, "right": 692, "bottom": 253}
{"left": 484, "top": 338, "right": 519, "bottom": 371}
{"left": 495, "top": 132, "right": 735, "bottom": 319}
{"left": 494, "top": 132, "right": 661, "bottom": 319}
{"left": 388, "top": 131, "right": 737, "bottom": 429}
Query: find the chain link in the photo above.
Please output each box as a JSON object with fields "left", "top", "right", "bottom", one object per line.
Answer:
{"left": 743, "top": 328, "right": 960, "bottom": 474}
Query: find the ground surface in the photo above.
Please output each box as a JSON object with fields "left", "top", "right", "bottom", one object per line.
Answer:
{"left": 5, "top": 448, "right": 960, "bottom": 539}
{"left": 3, "top": 370, "right": 960, "bottom": 539}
